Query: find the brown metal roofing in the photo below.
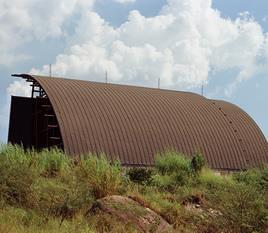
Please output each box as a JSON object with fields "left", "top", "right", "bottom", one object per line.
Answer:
{"left": 22, "top": 74, "right": 268, "bottom": 170}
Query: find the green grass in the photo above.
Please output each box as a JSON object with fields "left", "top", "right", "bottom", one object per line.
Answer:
{"left": 0, "top": 144, "right": 267, "bottom": 233}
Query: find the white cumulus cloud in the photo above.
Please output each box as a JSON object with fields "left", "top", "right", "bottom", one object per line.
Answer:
{"left": 7, "top": 80, "right": 31, "bottom": 97}
{"left": 31, "top": 0, "right": 268, "bottom": 92}
{"left": 114, "top": 0, "right": 136, "bottom": 4}
{"left": 2, "top": 0, "right": 268, "bottom": 142}
{"left": 0, "top": 0, "right": 95, "bottom": 65}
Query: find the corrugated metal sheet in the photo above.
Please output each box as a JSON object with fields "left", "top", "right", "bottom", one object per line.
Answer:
{"left": 18, "top": 74, "right": 268, "bottom": 170}
{"left": 213, "top": 100, "right": 268, "bottom": 168}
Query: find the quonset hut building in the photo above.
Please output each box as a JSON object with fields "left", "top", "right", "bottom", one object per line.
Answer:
{"left": 8, "top": 74, "right": 268, "bottom": 171}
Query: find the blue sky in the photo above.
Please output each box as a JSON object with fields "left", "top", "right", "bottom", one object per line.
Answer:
{"left": 0, "top": 0, "right": 267, "bottom": 143}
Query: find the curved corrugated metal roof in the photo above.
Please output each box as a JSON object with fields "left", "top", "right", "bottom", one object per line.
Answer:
{"left": 23, "top": 74, "right": 268, "bottom": 170}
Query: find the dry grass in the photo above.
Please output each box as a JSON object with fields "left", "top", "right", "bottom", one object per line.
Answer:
{"left": 0, "top": 145, "right": 267, "bottom": 233}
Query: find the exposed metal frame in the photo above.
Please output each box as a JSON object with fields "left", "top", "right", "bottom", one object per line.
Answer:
{"left": 12, "top": 74, "right": 47, "bottom": 98}
{"left": 11, "top": 74, "right": 63, "bottom": 150}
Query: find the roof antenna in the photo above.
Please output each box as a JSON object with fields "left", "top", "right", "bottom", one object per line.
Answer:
{"left": 201, "top": 84, "right": 204, "bottom": 96}
{"left": 158, "top": 78, "right": 160, "bottom": 89}
{"left": 49, "top": 64, "right": 52, "bottom": 77}
{"left": 105, "top": 71, "right": 108, "bottom": 83}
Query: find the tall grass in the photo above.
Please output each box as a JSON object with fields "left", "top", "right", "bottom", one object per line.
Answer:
{"left": 35, "top": 148, "right": 70, "bottom": 178}
{"left": 0, "top": 144, "right": 35, "bottom": 207}
{"left": 75, "top": 154, "right": 122, "bottom": 199}
{"left": 198, "top": 168, "right": 233, "bottom": 189}
{"left": 233, "top": 165, "right": 268, "bottom": 191}
{"left": 153, "top": 151, "right": 200, "bottom": 188}
{"left": 0, "top": 145, "right": 266, "bottom": 233}
{"left": 206, "top": 182, "right": 267, "bottom": 233}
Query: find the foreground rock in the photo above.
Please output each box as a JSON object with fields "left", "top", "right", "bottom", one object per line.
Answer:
{"left": 89, "top": 195, "right": 172, "bottom": 232}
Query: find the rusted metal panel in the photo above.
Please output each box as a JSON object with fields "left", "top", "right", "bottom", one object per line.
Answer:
{"left": 12, "top": 74, "right": 268, "bottom": 170}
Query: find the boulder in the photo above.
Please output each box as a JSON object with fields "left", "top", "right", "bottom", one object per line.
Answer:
{"left": 89, "top": 195, "right": 172, "bottom": 232}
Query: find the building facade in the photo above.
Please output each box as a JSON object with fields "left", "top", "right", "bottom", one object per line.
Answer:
{"left": 8, "top": 74, "right": 268, "bottom": 171}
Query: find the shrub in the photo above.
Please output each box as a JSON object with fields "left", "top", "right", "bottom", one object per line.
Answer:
{"left": 75, "top": 154, "right": 122, "bottom": 199}
{"left": 155, "top": 151, "right": 191, "bottom": 175}
{"left": 0, "top": 144, "right": 36, "bottom": 207}
{"left": 154, "top": 151, "right": 192, "bottom": 188}
{"left": 190, "top": 153, "right": 205, "bottom": 175}
{"left": 127, "top": 167, "right": 153, "bottom": 185}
